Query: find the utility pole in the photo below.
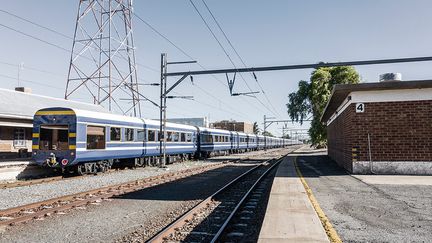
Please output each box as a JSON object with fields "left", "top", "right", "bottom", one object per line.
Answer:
{"left": 17, "top": 62, "right": 24, "bottom": 87}
{"left": 159, "top": 54, "right": 196, "bottom": 168}
{"left": 160, "top": 53, "right": 168, "bottom": 168}
{"left": 263, "top": 115, "right": 276, "bottom": 150}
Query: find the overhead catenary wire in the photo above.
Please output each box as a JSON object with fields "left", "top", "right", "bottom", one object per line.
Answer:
{"left": 188, "top": 0, "right": 279, "bottom": 118}
{"left": 0, "top": 8, "right": 254, "bottom": 121}
{"left": 200, "top": 0, "right": 280, "bottom": 117}
{"left": 0, "top": 7, "right": 269, "bottom": 123}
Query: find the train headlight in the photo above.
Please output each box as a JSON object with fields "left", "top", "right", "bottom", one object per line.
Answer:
{"left": 71, "top": 152, "right": 75, "bottom": 156}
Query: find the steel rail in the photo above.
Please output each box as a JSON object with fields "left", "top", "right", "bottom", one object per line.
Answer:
{"left": 0, "top": 149, "right": 268, "bottom": 190}
{"left": 146, "top": 156, "right": 284, "bottom": 242}
{"left": 0, "top": 161, "right": 229, "bottom": 227}
{"left": 210, "top": 156, "right": 284, "bottom": 242}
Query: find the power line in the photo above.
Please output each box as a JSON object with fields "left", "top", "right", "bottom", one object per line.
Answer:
{"left": 188, "top": 0, "right": 279, "bottom": 117}
{"left": 131, "top": 9, "right": 268, "bottom": 118}
{"left": 0, "top": 60, "right": 64, "bottom": 78}
{"left": 0, "top": 73, "right": 64, "bottom": 90}
{"left": 200, "top": 0, "right": 280, "bottom": 116}
{"left": 0, "top": 18, "right": 158, "bottom": 108}
{"left": 0, "top": 8, "right": 159, "bottom": 74}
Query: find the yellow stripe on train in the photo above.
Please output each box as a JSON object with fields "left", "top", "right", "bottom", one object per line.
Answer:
{"left": 69, "top": 145, "right": 76, "bottom": 150}
{"left": 32, "top": 145, "right": 39, "bottom": 150}
{"left": 35, "top": 110, "right": 75, "bottom": 116}
{"left": 69, "top": 133, "right": 76, "bottom": 138}
{"left": 32, "top": 133, "right": 39, "bottom": 138}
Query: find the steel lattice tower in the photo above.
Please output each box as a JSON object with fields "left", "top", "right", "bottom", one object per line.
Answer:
{"left": 65, "top": 0, "right": 141, "bottom": 116}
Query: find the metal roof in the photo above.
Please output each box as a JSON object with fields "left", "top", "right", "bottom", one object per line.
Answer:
{"left": 0, "top": 88, "right": 108, "bottom": 120}
{"left": 321, "top": 80, "right": 432, "bottom": 123}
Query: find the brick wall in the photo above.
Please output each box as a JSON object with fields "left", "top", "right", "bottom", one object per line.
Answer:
{"left": 327, "top": 104, "right": 355, "bottom": 172}
{"left": 328, "top": 100, "right": 432, "bottom": 172}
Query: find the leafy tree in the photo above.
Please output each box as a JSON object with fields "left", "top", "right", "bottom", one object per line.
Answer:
{"left": 282, "top": 134, "right": 291, "bottom": 139}
{"left": 262, "top": 131, "right": 274, "bottom": 137}
{"left": 253, "top": 122, "right": 260, "bottom": 135}
{"left": 287, "top": 66, "right": 360, "bottom": 147}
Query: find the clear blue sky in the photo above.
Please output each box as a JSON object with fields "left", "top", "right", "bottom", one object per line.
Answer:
{"left": 1, "top": 1, "right": 432, "bottom": 137}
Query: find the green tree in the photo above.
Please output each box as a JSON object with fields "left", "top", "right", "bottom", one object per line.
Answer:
{"left": 287, "top": 66, "right": 360, "bottom": 147}
{"left": 253, "top": 122, "right": 260, "bottom": 134}
{"left": 262, "top": 131, "right": 274, "bottom": 137}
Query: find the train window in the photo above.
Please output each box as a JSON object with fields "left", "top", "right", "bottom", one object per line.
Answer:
{"left": 186, "top": 133, "right": 192, "bottom": 142}
{"left": 125, "top": 128, "right": 134, "bottom": 141}
{"left": 110, "top": 127, "right": 121, "bottom": 141}
{"left": 172, "top": 132, "right": 179, "bottom": 142}
{"left": 148, "top": 130, "right": 156, "bottom": 142}
{"left": 137, "top": 129, "right": 145, "bottom": 141}
{"left": 180, "top": 133, "right": 186, "bottom": 142}
{"left": 87, "top": 126, "right": 105, "bottom": 150}
{"left": 167, "top": 131, "right": 173, "bottom": 142}
{"left": 39, "top": 125, "right": 69, "bottom": 151}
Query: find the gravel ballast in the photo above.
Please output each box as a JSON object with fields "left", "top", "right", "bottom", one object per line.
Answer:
{"left": 0, "top": 148, "right": 296, "bottom": 243}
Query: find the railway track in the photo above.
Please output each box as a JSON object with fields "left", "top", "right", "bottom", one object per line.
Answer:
{"left": 0, "top": 161, "right": 230, "bottom": 227}
{"left": 0, "top": 148, "right": 286, "bottom": 190}
{"left": 146, "top": 155, "right": 285, "bottom": 242}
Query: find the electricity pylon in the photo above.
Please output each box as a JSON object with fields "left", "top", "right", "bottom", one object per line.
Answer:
{"left": 65, "top": 0, "right": 141, "bottom": 116}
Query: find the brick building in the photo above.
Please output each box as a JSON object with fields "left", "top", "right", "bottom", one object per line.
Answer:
{"left": 321, "top": 79, "right": 432, "bottom": 174}
{"left": 212, "top": 120, "right": 254, "bottom": 134}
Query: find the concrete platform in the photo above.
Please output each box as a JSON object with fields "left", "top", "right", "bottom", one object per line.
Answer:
{"left": 354, "top": 174, "right": 432, "bottom": 185}
{"left": 258, "top": 156, "right": 329, "bottom": 243}
{"left": 0, "top": 159, "right": 51, "bottom": 182}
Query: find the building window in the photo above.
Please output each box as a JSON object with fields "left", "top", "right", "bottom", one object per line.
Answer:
{"left": 137, "top": 129, "right": 145, "bottom": 141}
{"left": 125, "top": 128, "right": 134, "bottom": 141}
{"left": 87, "top": 126, "right": 105, "bottom": 150}
{"left": 110, "top": 127, "right": 121, "bottom": 141}
{"left": 148, "top": 130, "right": 156, "bottom": 142}
{"left": 14, "top": 128, "right": 26, "bottom": 148}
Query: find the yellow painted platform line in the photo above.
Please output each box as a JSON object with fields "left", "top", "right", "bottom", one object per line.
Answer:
{"left": 294, "top": 157, "right": 343, "bottom": 243}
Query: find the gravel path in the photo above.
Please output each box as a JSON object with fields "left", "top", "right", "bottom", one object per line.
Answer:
{"left": 0, "top": 148, "right": 290, "bottom": 210}
{"left": 0, "top": 160, "right": 211, "bottom": 210}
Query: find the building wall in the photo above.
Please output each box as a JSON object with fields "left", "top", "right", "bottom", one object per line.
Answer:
{"left": 328, "top": 100, "right": 432, "bottom": 174}
{"left": 212, "top": 121, "right": 254, "bottom": 134}
{"left": 0, "top": 126, "right": 32, "bottom": 159}
{"left": 327, "top": 104, "right": 355, "bottom": 172}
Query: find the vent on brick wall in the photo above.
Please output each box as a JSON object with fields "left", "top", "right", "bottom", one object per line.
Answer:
{"left": 379, "top": 73, "right": 402, "bottom": 82}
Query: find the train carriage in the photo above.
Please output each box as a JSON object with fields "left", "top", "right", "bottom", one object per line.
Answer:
{"left": 32, "top": 107, "right": 198, "bottom": 174}
{"left": 32, "top": 107, "right": 301, "bottom": 174}
{"left": 143, "top": 119, "right": 198, "bottom": 159}
{"left": 237, "top": 132, "right": 248, "bottom": 152}
{"left": 198, "top": 127, "right": 231, "bottom": 158}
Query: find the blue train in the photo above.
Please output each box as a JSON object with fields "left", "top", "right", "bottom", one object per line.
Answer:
{"left": 31, "top": 107, "right": 301, "bottom": 174}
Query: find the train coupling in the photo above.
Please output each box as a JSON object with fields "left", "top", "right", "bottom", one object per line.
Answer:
{"left": 46, "top": 153, "right": 58, "bottom": 167}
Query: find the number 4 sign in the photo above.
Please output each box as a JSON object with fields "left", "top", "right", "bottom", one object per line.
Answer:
{"left": 356, "top": 103, "right": 365, "bottom": 113}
